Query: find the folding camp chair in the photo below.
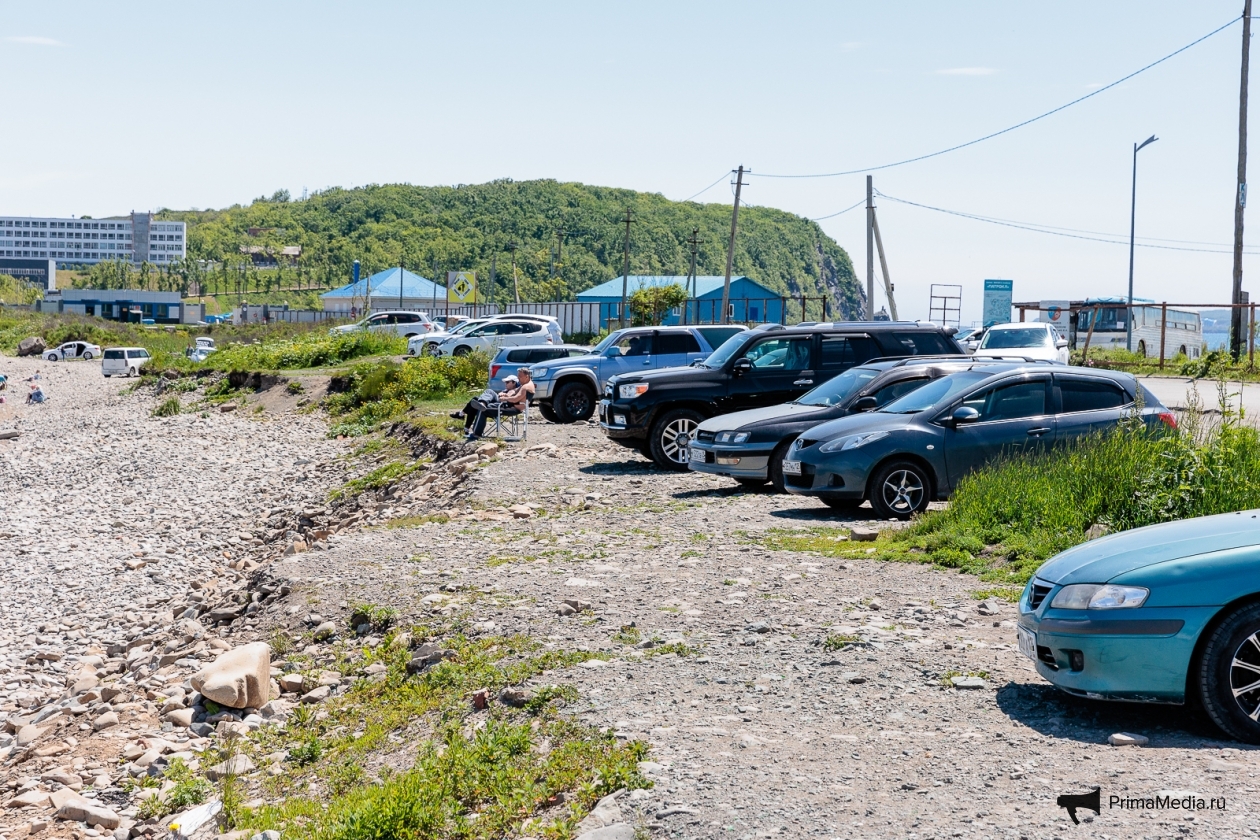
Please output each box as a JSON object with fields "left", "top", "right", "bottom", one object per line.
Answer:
{"left": 488, "top": 400, "right": 530, "bottom": 442}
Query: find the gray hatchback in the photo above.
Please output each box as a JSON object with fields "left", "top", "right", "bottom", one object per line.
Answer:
{"left": 781, "top": 364, "right": 1175, "bottom": 519}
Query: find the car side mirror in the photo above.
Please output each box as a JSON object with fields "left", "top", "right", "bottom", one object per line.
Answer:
{"left": 1055, "top": 339, "right": 1068, "bottom": 349}
{"left": 851, "top": 395, "right": 879, "bottom": 412}
{"left": 951, "top": 406, "right": 981, "bottom": 425}
{"left": 733, "top": 358, "right": 753, "bottom": 375}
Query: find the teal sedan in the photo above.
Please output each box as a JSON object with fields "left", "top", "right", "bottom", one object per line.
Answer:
{"left": 1018, "top": 510, "right": 1260, "bottom": 744}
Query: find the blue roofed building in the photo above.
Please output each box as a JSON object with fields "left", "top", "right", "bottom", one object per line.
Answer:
{"left": 321, "top": 267, "right": 446, "bottom": 313}
{"left": 575, "top": 275, "right": 784, "bottom": 326}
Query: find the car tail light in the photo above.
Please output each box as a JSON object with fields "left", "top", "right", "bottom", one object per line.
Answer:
{"left": 490, "top": 365, "right": 501, "bottom": 379}
{"left": 1158, "top": 411, "right": 1177, "bottom": 429}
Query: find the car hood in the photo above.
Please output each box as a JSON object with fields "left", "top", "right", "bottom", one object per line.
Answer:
{"left": 798, "top": 408, "right": 917, "bottom": 442}
{"left": 1033, "top": 510, "right": 1260, "bottom": 585}
{"left": 698, "top": 402, "right": 833, "bottom": 433}
{"left": 973, "top": 347, "right": 1057, "bottom": 362}
{"left": 612, "top": 364, "right": 718, "bottom": 386}
{"left": 530, "top": 354, "right": 599, "bottom": 373}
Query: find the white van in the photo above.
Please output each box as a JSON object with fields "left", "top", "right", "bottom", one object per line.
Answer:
{"left": 102, "top": 347, "right": 152, "bottom": 377}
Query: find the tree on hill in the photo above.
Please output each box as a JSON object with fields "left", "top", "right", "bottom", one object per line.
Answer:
{"left": 160, "top": 179, "right": 865, "bottom": 317}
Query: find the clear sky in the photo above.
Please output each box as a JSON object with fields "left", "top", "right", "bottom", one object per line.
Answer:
{"left": 3, "top": 1, "right": 1255, "bottom": 323}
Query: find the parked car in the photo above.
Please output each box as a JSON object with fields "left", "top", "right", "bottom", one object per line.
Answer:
{"left": 1017, "top": 510, "right": 1260, "bottom": 743}
{"left": 530, "top": 325, "right": 745, "bottom": 424}
{"left": 486, "top": 344, "right": 590, "bottom": 392}
{"left": 600, "top": 321, "right": 965, "bottom": 470}
{"left": 955, "top": 327, "right": 985, "bottom": 354}
{"left": 431, "top": 317, "right": 555, "bottom": 358}
{"left": 973, "top": 322, "right": 1068, "bottom": 364}
{"left": 330, "top": 310, "right": 435, "bottom": 338}
{"left": 101, "top": 347, "right": 152, "bottom": 378}
{"left": 43, "top": 341, "right": 102, "bottom": 362}
{"left": 409, "top": 318, "right": 490, "bottom": 356}
{"left": 688, "top": 355, "right": 995, "bottom": 492}
{"left": 781, "top": 364, "right": 1174, "bottom": 518}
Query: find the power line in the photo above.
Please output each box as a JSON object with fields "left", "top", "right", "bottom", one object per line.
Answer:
{"left": 875, "top": 189, "right": 1260, "bottom": 255}
{"left": 811, "top": 198, "right": 867, "bottom": 221}
{"left": 681, "top": 172, "right": 732, "bottom": 202}
{"left": 756, "top": 15, "right": 1241, "bottom": 179}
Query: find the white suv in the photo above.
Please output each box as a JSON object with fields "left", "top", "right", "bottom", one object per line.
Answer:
{"left": 973, "top": 322, "right": 1069, "bottom": 364}
{"left": 432, "top": 317, "right": 557, "bottom": 357}
{"left": 331, "top": 311, "right": 435, "bottom": 338}
{"left": 102, "top": 347, "right": 152, "bottom": 377}
{"left": 408, "top": 318, "right": 491, "bottom": 356}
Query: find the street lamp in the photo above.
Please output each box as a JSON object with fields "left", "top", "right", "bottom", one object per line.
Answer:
{"left": 1127, "top": 134, "right": 1158, "bottom": 352}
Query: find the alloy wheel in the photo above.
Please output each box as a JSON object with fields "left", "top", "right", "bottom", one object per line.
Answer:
{"left": 1231, "top": 632, "right": 1260, "bottom": 721}
{"left": 660, "top": 417, "right": 698, "bottom": 464}
{"left": 880, "top": 469, "right": 924, "bottom": 515}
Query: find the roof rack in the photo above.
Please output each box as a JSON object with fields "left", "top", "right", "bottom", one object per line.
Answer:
{"left": 967, "top": 355, "right": 1057, "bottom": 364}
{"left": 862, "top": 353, "right": 970, "bottom": 366}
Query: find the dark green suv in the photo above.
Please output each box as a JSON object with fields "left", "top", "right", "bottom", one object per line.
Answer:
{"left": 599, "top": 322, "right": 964, "bottom": 469}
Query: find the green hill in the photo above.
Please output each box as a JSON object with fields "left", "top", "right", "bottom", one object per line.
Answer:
{"left": 163, "top": 179, "right": 865, "bottom": 317}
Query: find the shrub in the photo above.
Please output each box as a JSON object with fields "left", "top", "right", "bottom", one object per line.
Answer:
{"left": 152, "top": 397, "right": 181, "bottom": 417}
{"left": 206, "top": 330, "right": 404, "bottom": 371}
{"left": 326, "top": 354, "right": 488, "bottom": 436}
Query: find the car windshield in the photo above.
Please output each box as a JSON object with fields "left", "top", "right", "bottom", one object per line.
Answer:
{"left": 700, "top": 332, "right": 750, "bottom": 368}
{"left": 879, "top": 370, "right": 992, "bottom": 414}
{"left": 591, "top": 330, "right": 626, "bottom": 354}
{"left": 796, "top": 367, "right": 881, "bottom": 407}
{"left": 979, "top": 327, "right": 1052, "bottom": 349}
{"left": 449, "top": 320, "right": 483, "bottom": 335}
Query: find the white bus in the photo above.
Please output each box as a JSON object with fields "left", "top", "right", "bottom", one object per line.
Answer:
{"left": 1076, "top": 299, "right": 1202, "bottom": 360}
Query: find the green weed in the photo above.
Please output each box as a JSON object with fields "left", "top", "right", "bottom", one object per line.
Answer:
{"left": 152, "top": 396, "right": 181, "bottom": 417}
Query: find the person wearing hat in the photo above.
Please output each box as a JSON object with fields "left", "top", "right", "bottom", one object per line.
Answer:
{"left": 461, "top": 367, "right": 534, "bottom": 439}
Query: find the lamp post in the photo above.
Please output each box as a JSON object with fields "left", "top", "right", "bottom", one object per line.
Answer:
{"left": 1127, "top": 134, "right": 1158, "bottom": 352}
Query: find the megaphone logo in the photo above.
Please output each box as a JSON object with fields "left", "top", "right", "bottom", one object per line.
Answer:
{"left": 1056, "top": 786, "right": 1101, "bottom": 824}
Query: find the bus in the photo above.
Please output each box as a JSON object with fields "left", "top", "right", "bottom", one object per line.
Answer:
{"left": 1076, "top": 298, "right": 1202, "bottom": 360}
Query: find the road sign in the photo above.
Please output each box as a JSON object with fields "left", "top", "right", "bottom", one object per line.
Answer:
{"left": 447, "top": 271, "right": 476, "bottom": 304}
{"left": 982, "top": 279, "right": 1013, "bottom": 327}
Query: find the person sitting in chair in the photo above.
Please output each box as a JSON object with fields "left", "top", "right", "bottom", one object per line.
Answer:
{"left": 463, "top": 367, "right": 534, "bottom": 439}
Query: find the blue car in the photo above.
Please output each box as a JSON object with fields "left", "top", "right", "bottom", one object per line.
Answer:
{"left": 485, "top": 344, "right": 590, "bottom": 393}
{"left": 1019, "top": 510, "right": 1260, "bottom": 743}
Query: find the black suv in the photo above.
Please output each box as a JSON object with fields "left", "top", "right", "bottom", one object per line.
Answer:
{"left": 599, "top": 322, "right": 964, "bottom": 469}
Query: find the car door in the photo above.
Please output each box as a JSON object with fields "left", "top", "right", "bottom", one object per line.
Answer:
{"left": 507, "top": 321, "right": 547, "bottom": 348}
{"left": 941, "top": 375, "right": 1055, "bottom": 487}
{"left": 366, "top": 313, "right": 392, "bottom": 333}
{"left": 1053, "top": 375, "right": 1132, "bottom": 443}
{"left": 654, "top": 330, "right": 703, "bottom": 371}
{"left": 728, "top": 334, "right": 816, "bottom": 411}
{"left": 600, "top": 331, "right": 656, "bottom": 379}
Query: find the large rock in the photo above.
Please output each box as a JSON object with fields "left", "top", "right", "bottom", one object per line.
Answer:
{"left": 191, "top": 642, "right": 271, "bottom": 710}
{"left": 52, "top": 789, "right": 120, "bottom": 829}
{"left": 205, "top": 755, "right": 255, "bottom": 781}
{"left": 16, "top": 337, "right": 46, "bottom": 357}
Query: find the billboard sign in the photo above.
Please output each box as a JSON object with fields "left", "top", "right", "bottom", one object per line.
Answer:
{"left": 982, "top": 279, "right": 1013, "bottom": 328}
{"left": 1039, "top": 299, "right": 1071, "bottom": 339}
{"left": 447, "top": 271, "right": 476, "bottom": 304}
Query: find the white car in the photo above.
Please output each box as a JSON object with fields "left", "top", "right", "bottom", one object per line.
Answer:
{"left": 101, "top": 347, "right": 152, "bottom": 377}
{"left": 972, "top": 322, "right": 1069, "bottom": 364}
{"left": 44, "top": 341, "right": 102, "bottom": 361}
{"left": 432, "top": 317, "right": 557, "bottom": 357}
{"left": 330, "top": 311, "right": 435, "bottom": 338}
{"left": 408, "top": 318, "right": 492, "bottom": 356}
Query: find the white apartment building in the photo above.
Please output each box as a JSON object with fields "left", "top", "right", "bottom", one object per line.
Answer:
{"left": 0, "top": 211, "right": 186, "bottom": 266}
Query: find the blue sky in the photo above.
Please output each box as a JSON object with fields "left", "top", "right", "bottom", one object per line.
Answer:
{"left": 2, "top": 1, "right": 1255, "bottom": 323}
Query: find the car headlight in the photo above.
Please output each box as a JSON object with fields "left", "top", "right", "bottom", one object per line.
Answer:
{"left": 1049, "top": 584, "right": 1149, "bottom": 610}
{"left": 715, "top": 431, "right": 750, "bottom": 444}
{"left": 818, "top": 430, "right": 890, "bottom": 453}
{"left": 619, "top": 383, "right": 649, "bottom": 399}
{"left": 530, "top": 367, "right": 550, "bottom": 379}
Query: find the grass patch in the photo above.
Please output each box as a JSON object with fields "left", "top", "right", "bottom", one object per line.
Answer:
{"left": 331, "top": 460, "right": 424, "bottom": 501}
{"left": 206, "top": 330, "right": 404, "bottom": 371}
{"left": 136, "top": 758, "right": 212, "bottom": 819}
{"left": 152, "top": 396, "right": 182, "bottom": 417}
{"left": 757, "top": 526, "right": 853, "bottom": 556}
{"left": 940, "top": 669, "right": 991, "bottom": 686}
{"left": 643, "top": 641, "right": 698, "bottom": 658}
{"left": 325, "top": 356, "right": 488, "bottom": 437}
{"left": 821, "top": 633, "right": 860, "bottom": 651}
{"left": 611, "top": 625, "right": 641, "bottom": 646}
{"left": 972, "top": 587, "right": 1022, "bottom": 603}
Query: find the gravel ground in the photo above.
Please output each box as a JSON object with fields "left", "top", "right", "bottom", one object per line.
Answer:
{"left": 2, "top": 355, "right": 1257, "bottom": 840}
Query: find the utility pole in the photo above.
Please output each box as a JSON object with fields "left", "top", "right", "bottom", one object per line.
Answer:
{"left": 1233, "top": 0, "right": 1253, "bottom": 359}
{"left": 619, "top": 209, "right": 634, "bottom": 328}
{"left": 684, "top": 228, "right": 699, "bottom": 325}
{"left": 398, "top": 262, "right": 403, "bottom": 311}
{"left": 507, "top": 242, "right": 520, "bottom": 304}
{"left": 721, "top": 165, "right": 745, "bottom": 325}
{"left": 489, "top": 253, "right": 497, "bottom": 314}
{"left": 866, "top": 175, "right": 875, "bottom": 322}
{"left": 871, "top": 210, "right": 898, "bottom": 320}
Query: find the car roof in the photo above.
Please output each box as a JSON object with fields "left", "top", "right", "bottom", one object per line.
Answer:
{"left": 493, "top": 343, "right": 588, "bottom": 358}
{"left": 745, "top": 321, "right": 956, "bottom": 336}
{"left": 987, "top": 322, "right": 1051, "bottom": 330}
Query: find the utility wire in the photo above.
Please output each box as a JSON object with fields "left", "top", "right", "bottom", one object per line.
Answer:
{"left": 757, "top": 15, "right": 1241, "bottom": 179}
{"left": 811, "top": 199, "right": 867, "bottom": 221}
{"left": 874, "top": 189, "right": 1260, "bottom": 255}
{"left": 681, "top": 172, "right": 733, "bottom": 202}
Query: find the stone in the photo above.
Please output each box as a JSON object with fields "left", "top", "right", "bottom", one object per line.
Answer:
{"left": 950, "top": 676, "right": 987, "bottom": 689}
{"left": 976, "top": 599, "right": 1002, "bottom": 616}
{"left": 472, "top": 688, "right": 490, "bottom": 710}
{"left": 219, "top": 403, "right": 238, "bottom": 413}
{"left": 217, "top": 721, "right": 251, "bottom": 739}
{"left": 7, "top": 789, "right": 51, "bottom": 808}
{"left": 206, "top": 755, "right": 256, "bottom": 780}
{"left": 563, "top": 598, "right": 592, "bottom": 612}
{"left": 498, "top": 687, "right": 531, "bottom": 707}
{"left": 1085, "top": 523, "right": 1111, "bottom": 541}
{"left": 1108, "top": 732, "right": 1149, "bottom": 747}
{"left": 279, "top": 674, "right": 306, "bottom": 694}
{"left": 575, "top": 790, "right": 624, "bottom": 834}
{"left": 54, "top": 794, "right": 121, "bottom": 829}
{"left": 299, "top": 685, "right": 330, "bottom": 704}
{"left": 576, "top": 826, "right": 634, "bottom": 840}
{"left": 284, "top": 540, "right": 308, "bottom": 556}
{"left": 92, "top": 711, "right": 120, "bottom": 731}
{"left": 16, "top": 724, "right": 47, "bottom": 747}
{"left": 849, "top": 526, "right": 879, "bottom": 542}
{"left": 509, "top": 504, "right": 533, "bottom": 519}
{"left": 17, "top": 337, "right": 46, "bottom": 357}
{"left": 556, "top": 603, "right": 577, "bottom": 617}
{"left": 312, "top": 622, "right": 336, "bottom": 642}
{"left": 164, "top": 708, "right": 195, "bottom": 728}
{"left": 191, "top": 642, "right": 272, "bottom": 710}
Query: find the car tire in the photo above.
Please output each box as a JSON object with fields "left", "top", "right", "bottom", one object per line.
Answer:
{"left": 767, "top": 439, "right": 795, "bottom": 494}
{"left": 537, "top": 403, "right": 560, "bottom": 423}
{"left": 452, "top": 346, "right": 471, "bottom": 357}
{"left": 650, "top": 408, "right": 704, "bottom": 471}
{"left": 83, "top": 352, "right": 93, "bottom": 360}
{"left": 553, "top": 381, "right": 596, "bottom": 423}
{"left": 1197, "top": 602, "right": 1260, "bottom": 744}
{"left": 867, "top": 460, "right": 931, "bottom": 520}
{"left": 128, "top": 367, "right": 137, "bottom": 378}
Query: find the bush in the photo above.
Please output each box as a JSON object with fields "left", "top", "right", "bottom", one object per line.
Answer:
{"left": 326, "top": 354, "right": 488, "bottom": 436}
{"left": 206, "top": 330, "right": 404, "bottom": 371}
{"left": 152, "top": 397, "right": 181, "bottom": 417}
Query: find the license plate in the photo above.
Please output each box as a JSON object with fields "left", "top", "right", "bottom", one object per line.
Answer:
{"left": 781, "top": 459, "right": 802, "bottom": 475}
{"left": 689, "top": 447, "right": 708, "bottom": 464}
{"left": 1017, "top": 626, "right": 1037, "bottom": 661}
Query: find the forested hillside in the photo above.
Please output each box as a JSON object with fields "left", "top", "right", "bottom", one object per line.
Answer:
{"left": 163, "top": 180, "right": 865, "bottom": 316}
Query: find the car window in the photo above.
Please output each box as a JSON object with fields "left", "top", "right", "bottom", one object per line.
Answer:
{"left": 657, "top": 332, "right": 702, "bottom": 355}
{"left": 369, "top": 314, "right": 391, "bottom": 325}
{"left": 610, "top": 334, "right": 653, "bottom": 356}
{"left": 961, "top": 379, "right": 1049, "bottom": 421}
{"left": 104, "top": 349, "right": 123, "bottom": 360}
{"left": 742, "top": 337, "right": 811, "bottom": 371}
{"left": 819, "top": 336, "right": 877, "bottom": 370}
{"left": 1058, "top": 378, "right": 1129, "bottom": 413}
{"left": 396, "top": 313, "right": 419, "bottom": 323}
{"left": 471, "top": 324, "right": 502, "bottom": 336}
{"left": 526, "top": 349, "right": 563, "bottom": 362}
{"left": 880, "top": 370, "right": 993, "bottom": 414}
{"left": 592, "top": 330, "right": 625, "bottom": 354}
{"left": 567, "top": 348, "right": 589, "bottom": 357}
{"left": 505, "top": 349, "right": 530, "bottom": 362}
{"left": 700, "top": 332, "right": 748, "bottom": 368}
{"left": 878, "top": 331, "right": 958, "bottom": 356}
{"left": 872, "top": 377, "right": 931, "bottom": 406}
{"left": 979, "top": 327, "right": 1052, "bottom": 350}
{"left": 697, "top": 326, "right": 744, "bottom": 349}
{"left": 796, "top": 367, "right": 881, "bottom": 407}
